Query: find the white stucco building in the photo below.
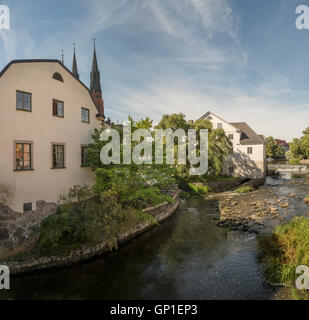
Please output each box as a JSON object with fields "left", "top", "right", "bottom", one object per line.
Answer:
{"left": 0, "top": 47, "right": 105, "bottom": 213}
{"left": 200, "top": 111, "right": 266, "bottom": 179}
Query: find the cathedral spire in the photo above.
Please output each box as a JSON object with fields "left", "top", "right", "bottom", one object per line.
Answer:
{"left": 72, "top": 43, "right": 79, "bottom": 80}
{"left": 90, "top": 39, "right": 102, "bottom": 93}
{"left": 89, "top": 39, "right": 105, "bottom": 120}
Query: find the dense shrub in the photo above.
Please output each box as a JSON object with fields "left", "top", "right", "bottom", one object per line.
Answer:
{"left": 36, "top": 186, "right": 158, "bottom": 256}
{"left": 94, "top": 167, "right": 175, "bottom": 210}
{"left": 259, "top": 217, "right": 309, "bottom": 285}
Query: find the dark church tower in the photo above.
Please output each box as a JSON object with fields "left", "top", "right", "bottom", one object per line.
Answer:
{"left": 90, "top": 41, "right": 105, "bottom": 118}
{"left": 72, "top": 43, "right": 79, "bottom": 80}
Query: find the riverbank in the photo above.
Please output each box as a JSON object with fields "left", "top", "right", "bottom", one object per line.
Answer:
{"left": 0, "top": 196, "right": 276, "bottom": 300}
{"left": 0, "top": 177, "right": 258, "bottom": 275}
{"left": 0, "top": 191, "right": 179, "bottom": 275}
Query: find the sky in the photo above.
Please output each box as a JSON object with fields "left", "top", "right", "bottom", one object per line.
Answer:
{"left": 1, "top": 0, "right": 309, "bottom": 141}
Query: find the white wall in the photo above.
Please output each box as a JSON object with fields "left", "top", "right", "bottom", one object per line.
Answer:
{"left": 204, "top": 113, "right": 240, "bottom": 148}
{"left": 0, "top": 62, "right": 101, "bottom": 212}
{"left": 205, "top": 112, "right": 265, "bottom": 178}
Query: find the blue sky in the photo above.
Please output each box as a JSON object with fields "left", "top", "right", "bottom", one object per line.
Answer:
{"left": 0, "top": 0, "right": 309, "bottom": 141}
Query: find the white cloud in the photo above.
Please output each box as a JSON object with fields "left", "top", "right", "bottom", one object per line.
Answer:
{"left": 106, "top": 78, "right": 308, "bottom": 142}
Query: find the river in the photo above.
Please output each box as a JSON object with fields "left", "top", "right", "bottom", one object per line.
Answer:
{"left": 1, "top": 174, "right": 305, "bottom": 300}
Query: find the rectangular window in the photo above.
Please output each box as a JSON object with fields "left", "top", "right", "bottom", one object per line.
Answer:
{"left": 81, "top": 146, "right": 89, "bottom": 166}
{"left": 228, "top": 134, "right": 234, "bottom": 140}
{"left": 81, "top": 108, "right": 90, "bottom": 123}
{"left": 229, "top": 167, "right": 234, "bottom": 175}
{"left": 16, "top": 91, "right": 32, "bottom": 112}
{"left": 217, "top": 123, "right": 223, "bottom": 129}
{"left": 52, "top": 144, "right": 65, "bottom": 168}
{"left": 247, "top": 147, "right": 253, "bottom": 155}
{"left": 15, "top": 142, "right": 32, "bottom": 171}
{"left": 23, "top": 202, "right": 32, "bottom": 212}
{"left": 52, "top": 99, "right": 64, "bottom": 117}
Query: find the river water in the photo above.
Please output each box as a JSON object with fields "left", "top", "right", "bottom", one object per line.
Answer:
{"left": 0, "top": 195, "right": 280, "bottom": 300}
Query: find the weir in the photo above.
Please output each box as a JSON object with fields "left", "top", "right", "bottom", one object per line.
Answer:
{"left": 267, "top": 164, "right": 309, "bottom": 173}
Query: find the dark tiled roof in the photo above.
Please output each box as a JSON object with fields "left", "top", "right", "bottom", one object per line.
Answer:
{"left": 230, "top": 122, "right": 265, "bottom": 145}
{"left": 0, "top": 59, "right": 104, "bottom": 119}
{"left": 275, "top": 139, "right": 289, "bottom": 148}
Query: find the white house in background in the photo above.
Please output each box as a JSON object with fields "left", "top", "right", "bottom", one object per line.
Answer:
{"left": 200, "top": 111, "right": 266, "bottom": 179}
{"left": 0, "top": 45, "right": 105, "bottom": 213}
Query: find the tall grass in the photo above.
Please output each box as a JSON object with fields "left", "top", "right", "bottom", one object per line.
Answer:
{"left": 259, "top": 217, "right": 309, "bottom": 286}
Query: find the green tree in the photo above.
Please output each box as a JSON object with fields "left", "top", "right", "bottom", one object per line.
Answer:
{"left": 290, "top": 138, "right": 303, "bottom": 159}
{"left": 265, "top": 136, "right": 284, "bottom": 158}
{"left": 300, "top": 128, "right": 309, "bottom": 159}
{"left": 207, "top": 129, "right": 232, "bottom": 176}
{"left": 86, "top": 116, "right": 177, "bottom": 210}
{"left": 156, "top": 113, "right": 189, "bottom": 130}
{"left": 289, "top": 128, "right": 309, "bottom": 160}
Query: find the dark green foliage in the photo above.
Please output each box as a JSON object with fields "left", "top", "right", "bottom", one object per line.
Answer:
{"left": 265, "top": 136, "right": 285, "bottom": 158}
{"left": 290, "top": 128, "right": 309, "bottom": 160}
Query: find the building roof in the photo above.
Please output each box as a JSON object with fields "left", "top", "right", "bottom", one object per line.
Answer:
{"left": 201, "top": 111, "right": 264, "bottom": 145}
{"left": 0, "top": 59, "right": 104, "bottom": 119}
{"left": 230, "top": 122, "right": 265, "bottom": 145}
{"left": 275, "top": 139, "right": 289, "bottom": 148}
{"left": 200, "top": 111, "right": 231, "bottom": 125}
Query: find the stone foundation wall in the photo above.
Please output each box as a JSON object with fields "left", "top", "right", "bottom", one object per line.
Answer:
{"left": 0, "top": 201, "right": 57, "bottom": 255}
{"left": 2, "top": 191, "right": 179, "bottom": 275}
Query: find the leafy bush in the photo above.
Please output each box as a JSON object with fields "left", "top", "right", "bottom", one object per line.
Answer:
{"left": 235, "top": 185, "right": 254, "bottom": 194}
{"left": 259, "top": 217, "right": 309, "bottom": 285}
{"left": 188, "top": 183, "right": 211, "bottom": 195}
{"left": 36, "top": 186, "right": 157, "bottom": 256}
{"left": 289, "top": 158, "right": 301, "bottom": 165}
{"left": 94, "top": 167, "right": 175, "bottom": 210}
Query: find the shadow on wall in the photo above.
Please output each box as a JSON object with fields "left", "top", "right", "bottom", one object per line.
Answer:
{"left": 0, "top": 184, "right": 13, "bottom": 205}
{"left": 225, "top": 152, "right": 264, "bottom": 178}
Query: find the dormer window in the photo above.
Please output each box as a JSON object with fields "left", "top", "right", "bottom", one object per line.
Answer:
{"left": 52, "top": 72, "right": 64, "bottom": 82}
{"left": 241, "top": 132, "right": 249, "bottom": 140}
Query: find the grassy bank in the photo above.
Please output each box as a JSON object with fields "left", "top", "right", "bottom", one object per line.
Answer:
{"left": 258, "top": 216, "right": 309, "bottom": 292}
